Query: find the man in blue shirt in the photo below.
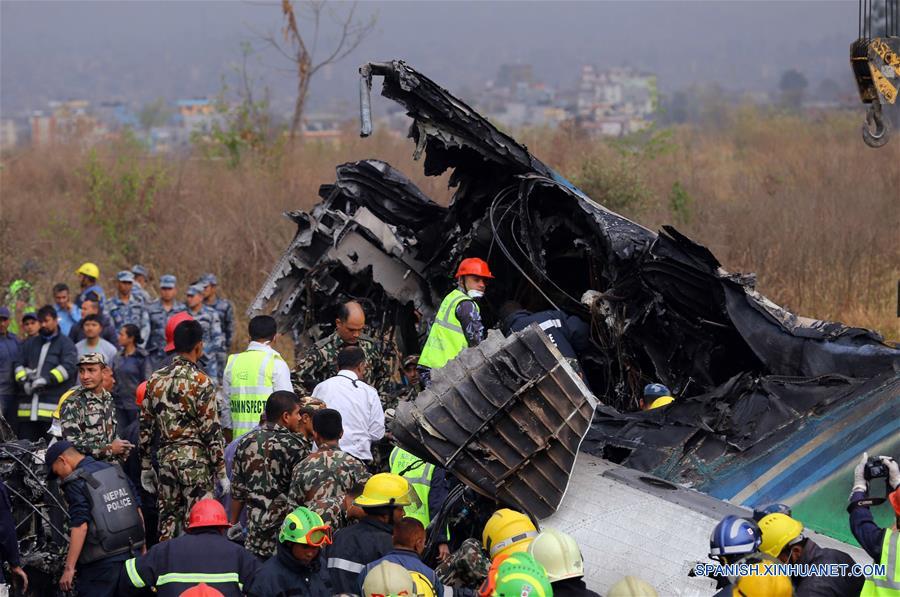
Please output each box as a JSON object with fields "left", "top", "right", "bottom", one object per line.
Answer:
{"left": 53, "top": 283, "right": 81, "bottom": 337}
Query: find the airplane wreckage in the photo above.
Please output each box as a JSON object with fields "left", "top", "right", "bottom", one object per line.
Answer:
{"left": 249, "top": 60, "right": 900, "bottom": 591}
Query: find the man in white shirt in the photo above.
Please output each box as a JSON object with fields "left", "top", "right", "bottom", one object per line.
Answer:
{"left": 311, "top": 346, "right": 384, "bottom": 463}
{"left": 223, "top": 315, "right": 293, "bottom": 439}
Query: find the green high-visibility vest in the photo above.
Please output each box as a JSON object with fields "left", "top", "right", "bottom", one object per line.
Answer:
{"left": 862, "top": 528, "right": 900, "bottom": 596}
{"left": 227, "top": 349, "right": 283, "bottom": 438}
{"left": 389, "top": 446, "right": 434, "bottom": 528}
{"left": 418, "top": 288, "right": 477, "bottom": 370}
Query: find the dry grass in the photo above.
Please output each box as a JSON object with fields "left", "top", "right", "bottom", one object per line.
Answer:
{"left": 1, "top": 108, "right": 897, "bottom": 358}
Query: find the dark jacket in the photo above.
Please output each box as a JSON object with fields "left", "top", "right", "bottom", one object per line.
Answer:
{"left": 13, "top": 331, "right": 77, "bottom": 421}
{"left": 794, "top": 538, "right": 864, "bottom": 597}
{"left": 552, "top": 578, "right": 601, "bottom": 596}
{"left": 360, "top": 548, "right": 445, "bottom": 597}
{"left": 112, "top": 347, "right": 152, "bottom": 403}
{"left": 849, "top": 489, "right": 888, "bottom": 562}
{"left": 246, "top": 541, "right": 332, "bottom": 597}
{"left": 0, "top": 332, "right": 19, "bottom": 397}
{"left": 503, "top": 309, "right": 591, "bottom": 362}
{"left": 325, "top": 517, "right": 394, "bottom": 594}
{"left": 119, "top": 528, "right": 261, "bottom": 597}
{"left": 0, "top": 480, "right": 20, "bottom": 584}
{"left": 69, "top": 312, "right": 118, "bottom": 347}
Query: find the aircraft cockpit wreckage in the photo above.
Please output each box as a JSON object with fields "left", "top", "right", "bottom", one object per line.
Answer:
{"left": 252, "top": 60, "right": 899, "bottom": 579}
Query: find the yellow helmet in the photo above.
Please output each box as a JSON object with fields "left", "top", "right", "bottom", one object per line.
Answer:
{"left": 409, "top": 571, "right": 436, "bottom": 597}
{"left": 528, "top": 527, "right": 584, "bottom": 581}
{"left": 76, "top": 262, "right": 100, "bottom": 279}
{"left": 361, "top": 560, "right": 417, "bottom": 597}
{"left": 758, "top": 513, "right": 804, "bottom": 558}
{"left": 648, "top": 396, "right": 675, "bottom": 409}
{"left": 482, "top": 508, "right": 538, "bottom": 559}
{"left": 734, "top": 569, "right": 794, "bottom": 597}
{"left": 606, "top": 576, "right": 659, "bottom": 597}
{"left": 354, "top": 473, "right": 415, "bottom": 508}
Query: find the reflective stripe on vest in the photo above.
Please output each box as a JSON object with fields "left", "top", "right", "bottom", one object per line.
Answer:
{"left": 328, "top": 557, "right": 365, "bottom": 573}
{"left": 125, "top": 558, "right": 145, "bottom": 588}
{"left": 228, "top": 349, "right": 281, "bottom": 439}
{"left": 389, "top": 446, "right": 434, "bottom": 527}
{"left": 862, "top": 528, "right": 900, "bottom": 596}
{"left": 418, "top": 289, "right": 477, "bottom": 370}
{"left": 157, "top": 572, "right": 242, "bottom": 588}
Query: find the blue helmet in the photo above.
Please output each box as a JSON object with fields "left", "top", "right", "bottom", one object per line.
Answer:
{"left": 643, "top": 383, "right": 671, "bottom": 399}
{"left": 709, "top": 516, "right": 762, "bottom": 562}
{"left": 752, "top": 503, "right": 792, "bottom": 521}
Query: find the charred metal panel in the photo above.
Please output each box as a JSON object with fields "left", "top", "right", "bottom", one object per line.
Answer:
{"left": 394, "top": 326, "right": 597, "bottom": 519}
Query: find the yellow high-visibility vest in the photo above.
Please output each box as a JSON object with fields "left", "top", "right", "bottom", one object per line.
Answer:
{"left": 418, "top": 289, "right": 477, "bottom": 370}
{"left": 862, "top": 528, "right": 900, "bottom": 596}
{"left": 227, "top": 349, "right": 283, "bottom": 438}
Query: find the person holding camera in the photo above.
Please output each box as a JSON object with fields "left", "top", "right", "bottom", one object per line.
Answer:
{"left": 848, "top": 451, "right": 900, "bottom": 595}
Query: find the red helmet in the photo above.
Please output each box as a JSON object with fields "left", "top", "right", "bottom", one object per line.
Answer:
{"left": 179, "top": 583, "right": 225, "bottom": 597}
{"left": 164, "top": 311, "right": 195, "bottom": 352}
{"left": 188, "top": 498, "right": 230, "bottom": 530}
{"left": 455, "top": 258, "right": 494, "bottom": 279}
{"left": 890, "top": 488, "right": 900, "bottom": 516}
{"left": 136, "top": 381, "right": 148, "bottom": 406}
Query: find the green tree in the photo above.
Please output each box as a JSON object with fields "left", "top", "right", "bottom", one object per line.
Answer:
{"left": 138, "top": 98, "right": 173, "bottom": 130}
{"left": 779, "top": 69, "right": 809, "bottom": 109}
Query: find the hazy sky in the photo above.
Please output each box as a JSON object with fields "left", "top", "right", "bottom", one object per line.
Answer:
{"left": 1, "top": 1, "right": 858, "bottom": 118}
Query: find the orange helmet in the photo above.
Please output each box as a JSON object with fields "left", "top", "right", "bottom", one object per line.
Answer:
{"left": 188, "top": 499, "right": 230, "bottom": 530}
{"left": 136, "top": 381, "right": 148, "bottom": 406}
{"left": 164, "top": 311, "right": 195, "bottom": 352}
{"left": 179, "top": 583, "right": 225, "bottom": 597}
{"left": 455, "top": 258, "right": 494, "bottom": 279}
{"left": 890, "top": 488, "right": 900, "bottom": 516}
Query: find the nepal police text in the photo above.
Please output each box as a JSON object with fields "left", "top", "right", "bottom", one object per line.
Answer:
{"left": 103, "top": 488, "right": 133, "bottom": 512}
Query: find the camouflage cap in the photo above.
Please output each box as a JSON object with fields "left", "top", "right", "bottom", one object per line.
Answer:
{"left": 78, "top": 352, "right": 107, "bottom": 367}
{"left": 117, "top": 270, "right": 135, "bottom": 283}
{"left": 159, "top": 274, "right": 177, "bottom": 289}
{"left": 298, "top": 396, "right": 326, "bottom": 411}
{"left": 202, "top": 273, "right": 218, "bottom": 286}
{"left": 131, "top": 264, "right": 148, "bottom": 277}
{"left": 402, "top": 354, "right": 419, "bottom": 368}
{"left": 186, "top": 283, "right": 205, "bottom": 297}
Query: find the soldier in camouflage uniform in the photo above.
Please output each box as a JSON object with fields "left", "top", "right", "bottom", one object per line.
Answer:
{"left": 229, "top": 390, "right": 310, "bottom": 559}
{"left": 200, "top": 274, "right": 234, "bottom": 382}
{"left": 131, "top": 265, "right": 154, "bottom": 303}
{"left": 145, "top": 275, "right": 185, "bottom": 371}
{"left": 435, "top": 538, "right": 491, "bottom": 589}
{"left": 107, "top": 271, "right": 150, "bottom": 345}
{"left": 140, "top": 319, "right": 227, "bottom": 542}
{"left": 289, "top": 408, "right": 370, "bottom": 518}
{"left": 292, "top": 300, "right": 399, "bottom": 403}
{"left": 184, "top": 284, "right": 224, "bottom": 381}
{"left": 60, "top": 353, "right": 133, "bottom": 464}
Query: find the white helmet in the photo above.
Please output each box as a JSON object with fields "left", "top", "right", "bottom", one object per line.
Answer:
{"left": 527, "top": 527, "right": 584, "bottom": 582}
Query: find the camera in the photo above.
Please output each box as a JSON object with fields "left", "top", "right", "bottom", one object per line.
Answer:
{"left": 864, "top": 457, "right": 888, "bottom": 481}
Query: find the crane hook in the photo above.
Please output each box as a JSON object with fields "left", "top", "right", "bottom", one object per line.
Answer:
{"left": 862, "top": 102, "right": 890, "bottom": 148}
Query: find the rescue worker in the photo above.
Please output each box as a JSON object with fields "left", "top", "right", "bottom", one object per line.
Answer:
{"left": 245, "top": 507, "right": 334, "bottom": 597}
{"left": 480, "top": 552, "right": 552, "bottom": 597}
{"left": 360, "top": 517, "right": 447, "bottom": 597}
{"left": 728, "top": 573, "right": 794, "bottom": 597}
{"left": 326, "top": 472, "right": 416, "bottom": 594}
{"left": 223, "top": 315, "right": 292, "bottom": 439}
{"left": 20, "top": 311, "right": 40, "bottom": 339}
{"left": 500, "top": 301, "right": 592, "bottom": 373}
{"left": 293, "top": 299, "right": 396, "bottom": 396}
{"left": 289, "top": 408, "right": 370, "bottom": 529}
{"left": 140, "top": 319, "right": 228, "bottom": 541}
{"left": 418, "top": 258, "right": 493, "bottom": 386}
{"left": 528, "top": 527, "right": 600, "bottom": 596}
{"left": 312, "top": 346, "right": 385, "bottom": 464}
{"left": 437, "top": 508, "right": 536, "bottom": 590}
{"left": 146, "top": 274, "right": 185, "bottom": 370}
{"left": 74, "top": 262, "right": 105, "bottom": 308}
{"left": 389, "top": 445, "right": 451, "bottom": 559}
{"left": 705, "top": 514, "right": 764, "bottom": 592}
{"left": 641, "top": 383, "right": 675, "bottom": 410}
{"left": 0, "top": 307, "right": 19, "bottom": 426}
{"left": 184, "top": 283, "right": 224, "bottom": 381}
{"left": 4, "top": 279, "right": 35, "bottom": 337}
{"left": 758, "top": 512, "right": 863, "bottom": 596}
{"left": 201, "top": 274, "right": 235, "bottom": 379}
{"left": 107, "top": 270, "right": 150, "bottom": 346}
{"left": 13, "top": 305, "right": 77, "bottom": 440}
{"left": 848, "top": 452, "right": 900, "bottom": 595}
{"left": 360, "top": 560, "right": 418, "bottom": 597}
{"left": 0, "top": 479, "right": 29, "bottom": 593}
{"left": 131, "top": 265, "right": 153, "bottom": 303}
{"left": 47, "top": 441, "right": 144, "bottom": 597}
{"left": 230, "top": 390, "right": 309, "bottom": 559}
{"left": 60, "top": 353, "right": 133, "bottom": 463}
{"left": 53, "top": 283, "right": 81, "bottom": 337}
{"left": 121, "top": 498, "right": 259, "bottom": 596}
